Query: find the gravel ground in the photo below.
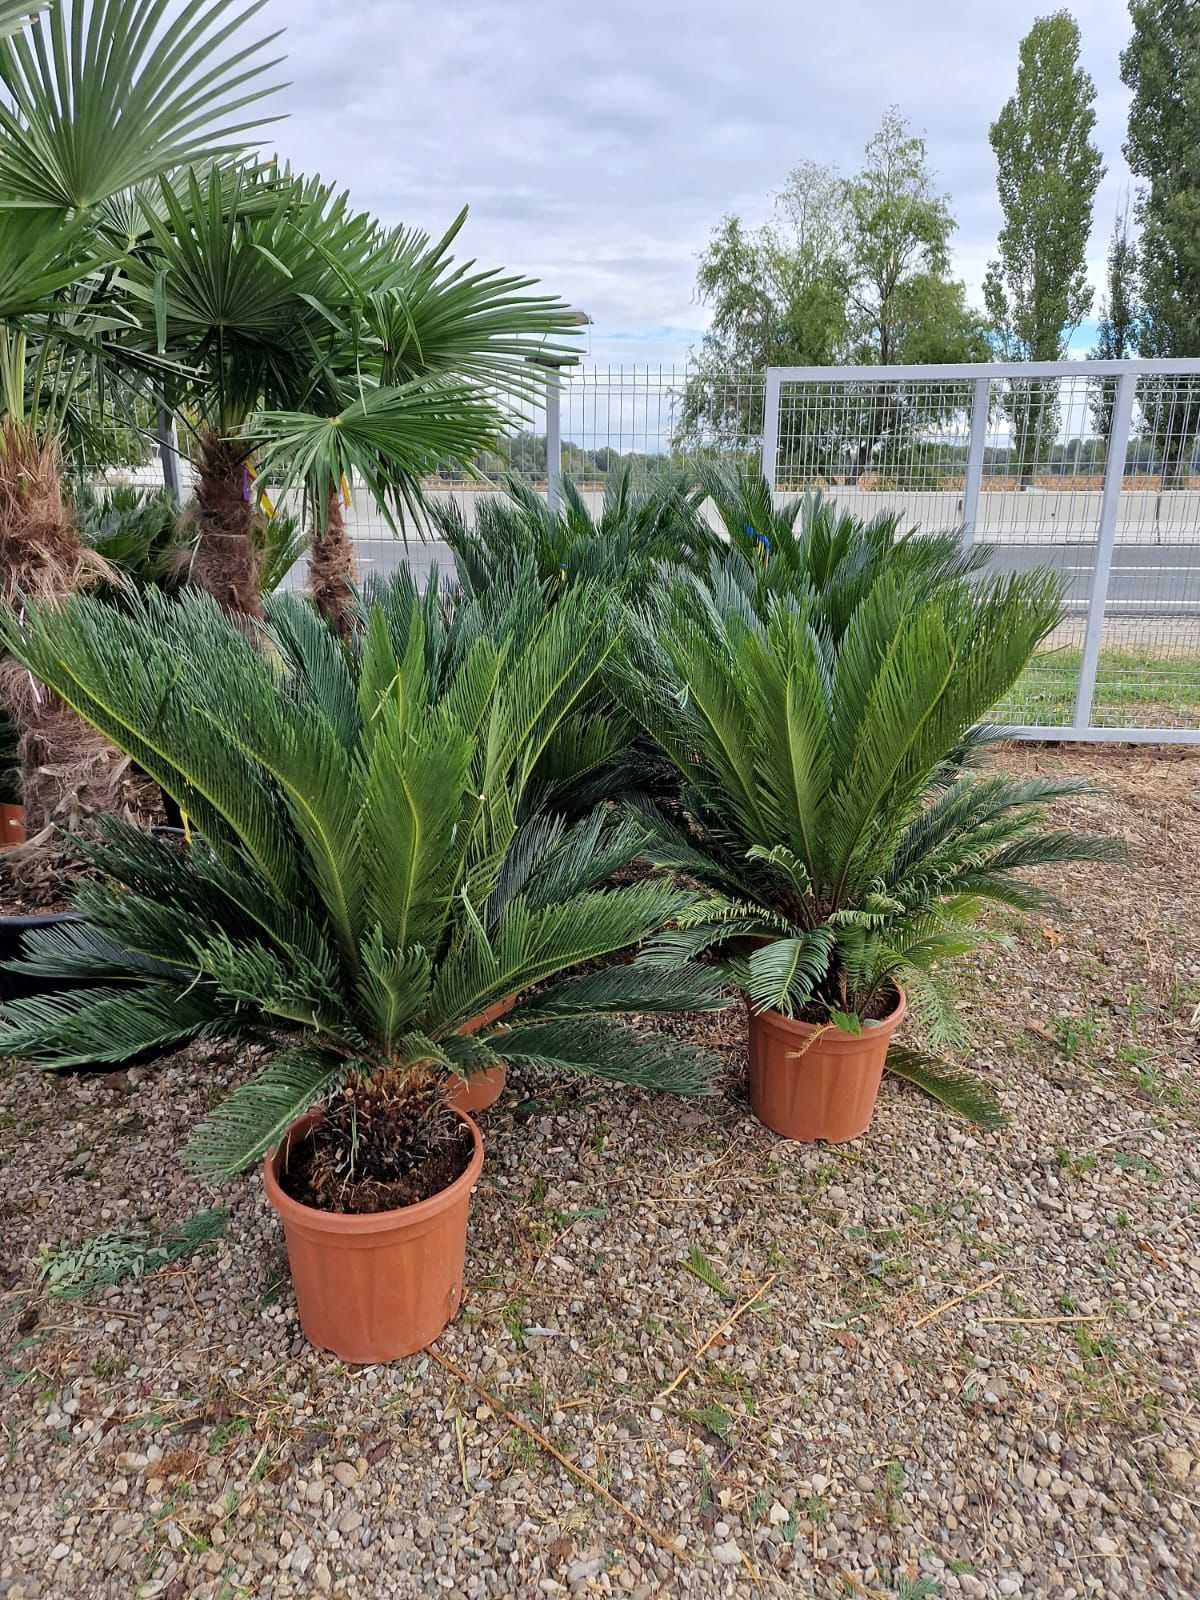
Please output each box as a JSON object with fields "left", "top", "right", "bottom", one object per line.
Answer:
{"left": 2, "top": 743, "right": 1199, "bottom": 1600}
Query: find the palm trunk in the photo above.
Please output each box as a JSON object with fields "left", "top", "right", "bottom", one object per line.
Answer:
{"left": 308, "top": 484, "right": 358, "bottom": 640}
{"left": 188, "top": 430, "right": 264, "bottom": 621}
{"left": 0, "top": 422, "right": 137, "bottom": 835}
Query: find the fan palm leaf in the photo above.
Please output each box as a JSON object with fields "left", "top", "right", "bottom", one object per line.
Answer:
{"left": 0, "top": 0, "right": 284, "bottom": 210}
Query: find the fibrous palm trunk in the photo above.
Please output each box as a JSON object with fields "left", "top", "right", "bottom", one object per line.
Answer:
{"left": 0, "top": 422, "right": 136, "bottom": 835}
{"left": 308, "top": 483, "right": 358, "bottom": 640}
{"left": 187, "top": 431, "right": 264, "bottom": 621}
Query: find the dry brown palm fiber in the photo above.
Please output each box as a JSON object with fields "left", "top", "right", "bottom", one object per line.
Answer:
{"left": 0, "top": 423, "right": 149, "bottom": 838}
{"left": 183, "top": 430, "right": 264, "bottom": 621}
{"left": 308, "top": 482, "right": 358, "bottom": 640}
{"left": 0, "top": 422, "right": 109, "bottom": 607}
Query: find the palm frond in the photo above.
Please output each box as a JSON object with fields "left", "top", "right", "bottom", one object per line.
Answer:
{"left": 0, "top": 0, "right": 285, "bottom": 210}
{"left": 496, "top": 1017, "right": 720, "bottom": 1097}
{"left": 183, "top": 1046, "right": 349, "bottom": 1181}
{"left": 885, "top": 1045, "right": 1006, "bottom": 1130}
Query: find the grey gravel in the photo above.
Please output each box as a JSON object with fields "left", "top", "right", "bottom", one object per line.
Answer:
{"left": 2, "top": 745, "right": 1199, "bottom": 1598}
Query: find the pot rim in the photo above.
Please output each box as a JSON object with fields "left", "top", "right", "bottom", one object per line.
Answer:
{"left": 748, "top": 986, "right": 907, "bottom": 1040}
{"left": 262, "top": 1108, "right": 484, "bottom": 1236}
{"left": 455, "top": 992, "right": 518, "bottom": 1038}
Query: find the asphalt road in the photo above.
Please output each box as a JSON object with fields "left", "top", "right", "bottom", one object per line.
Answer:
{"left": 286, "top": 538, "right": 1200, "bottom": 616}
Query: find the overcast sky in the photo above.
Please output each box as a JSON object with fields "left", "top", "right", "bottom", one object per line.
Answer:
{"left": 272, "top": 0, "right": 1136, "bottom": 368}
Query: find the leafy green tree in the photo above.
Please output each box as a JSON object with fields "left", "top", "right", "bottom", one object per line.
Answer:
{"left": 678, "top": 163, "right": 849, "bottom": 447}
{"left": 985, "top": 12, "right": 1104, "bottom": 485}
{"left": 1122, "top": 0, "right": 1200, "bottom": 486}
{"left": 681, "top": 117, "right": 985, "bottom": 479}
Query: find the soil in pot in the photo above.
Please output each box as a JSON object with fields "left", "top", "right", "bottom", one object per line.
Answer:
{"left": 747, "top": 988, "right": 906, "bottom": 1143}
{"left": 265, "top": 1074, "right": 485, "bottom": 1363}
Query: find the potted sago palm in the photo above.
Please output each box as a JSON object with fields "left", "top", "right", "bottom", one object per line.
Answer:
{"left": 0, "top": 585, "right": 725, "bottom": 1361}
{"left": 620, "top": 563, "right": 1123, "bottom": 1143}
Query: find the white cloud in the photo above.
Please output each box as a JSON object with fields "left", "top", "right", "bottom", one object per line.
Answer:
{"left": 266, "top": 0, "right": 1136, "bottom": 367}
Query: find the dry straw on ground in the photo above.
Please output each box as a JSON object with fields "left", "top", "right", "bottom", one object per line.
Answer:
{"left": 1, "top": 744, "right": 1198, "bottom": 1599}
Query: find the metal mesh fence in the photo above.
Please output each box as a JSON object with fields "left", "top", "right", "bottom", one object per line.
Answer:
{"left": 771, "top": 364, "right": 1200, "bottom": 740}
{"left": 92, "top": 360, "right": 1200, "bottom": 741}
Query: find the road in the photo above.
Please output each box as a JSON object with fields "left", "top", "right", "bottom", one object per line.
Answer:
{"left": 283, "top": 538, "right": 1200, "bottom": 616}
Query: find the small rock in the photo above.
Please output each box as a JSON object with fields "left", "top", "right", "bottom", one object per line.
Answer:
{"left": 48, "top": 1543, "right": 71, "bottom": 1562}
{"left": 333, "top": 1461, "right": 359, "bottom": 1488}
{"left": 1164, "top": 1449, "right": 1193, "bottom": 1484}
{"left": 566, "top": 1558, "right": 602, "bottom": 1584}
{"left": 315, "top": 1564, "right": 332, "bottom": 1593}
{"left": 337, "top": 1509, "right": 363, "bottom": 1534}
{"left": 667, "top": 1450, "right": 688, "bottom": 1466}
{"left": 712, "top": 1541, "right": 742, "bottom": 1566}
{"left": 1094, "top": 1535, "right": 1119, "bottom": 1556}
{"left": 768, "top": 1501, "right": 790, "bottom": 1526}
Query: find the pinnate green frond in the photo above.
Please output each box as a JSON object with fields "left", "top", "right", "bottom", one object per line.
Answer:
{"left": 497, "top": 1017, "right": 720, "bottom": 1097}
{"left": 514, "top": 961, "right": 730, "bottom": 1019}
{"left": 184, "top": 1047, "right": 350, "bottom": 1181}
{"left": 0, "top": 983, "right": 220, "bottom": 1067}
{"left": 885, "top": 1046, "right": 1006, "bottom": 1131}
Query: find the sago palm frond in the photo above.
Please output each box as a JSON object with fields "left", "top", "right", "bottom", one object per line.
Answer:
{"left": 884, "top": 1045, "right": 1006, "bottom": 1131}
{"left": 0, "top": 582, "right": 727, "bottom": 1178}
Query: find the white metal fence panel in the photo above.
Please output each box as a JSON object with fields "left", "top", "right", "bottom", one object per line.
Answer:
{"left": 763, "top": 361, "right": 1200, "bottom": 745}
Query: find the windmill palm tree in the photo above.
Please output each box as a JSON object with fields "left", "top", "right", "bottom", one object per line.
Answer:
{"left": 0, "top": 0, "right": 283, "bottom": 831}
{"left": 124, "top": 172, "right": 579, "bottom": 632}
{"left": 0, "top": 582, "right": 724, "bottom": 1181}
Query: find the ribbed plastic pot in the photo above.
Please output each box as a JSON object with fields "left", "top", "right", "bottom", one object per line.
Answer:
{"left": 0, "top": 803, "right": 24, "bottom": 848}
{"left": 262, "top": 1110, "right": 484, "bottom": 1363}
{"left": 446, "top": 993, "right": 517, "bottom": 1114}
{"left": 747, "top": 990, "right": 907, "bottom": 1143}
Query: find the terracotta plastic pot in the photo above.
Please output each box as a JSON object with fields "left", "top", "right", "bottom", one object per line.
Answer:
{"left": 446, "top": 993, "right": 517, "bottom": 1114}
{"left": 747, "top": 990, "right": 907, "bottom": 1143}
{"left": 0, "top": 803, "right": 24, "bottom": 847}
{"left": 263, "top": 1110, "right": 484, "bottom": 1364}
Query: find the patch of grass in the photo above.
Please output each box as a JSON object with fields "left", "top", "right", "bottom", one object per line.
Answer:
{"left": 1002, "top": 646, "right": 1200, "bottom": 726}
{"left": 684, "top": 1402, "right": 733, "bottom": 1442}
{"left": 1053, "top": 1012, "right": 1104, "bottom": 1061}
{"left": 1112, "top": 1151, "right": 1163, "bottom": 1182}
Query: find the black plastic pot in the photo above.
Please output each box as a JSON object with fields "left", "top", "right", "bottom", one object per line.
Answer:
{"left": 0, "top": 913, "right": 84, "bottom": 1005}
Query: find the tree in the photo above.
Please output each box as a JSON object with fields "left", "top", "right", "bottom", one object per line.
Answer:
{"left": 841, "top": 110, "right": 988, "bottom": 477}
{"left": 1122, "top": 0, "right": 1200, "bottom": 487}
{"left": 985, "top": 12, "right": 1104, "bottom": 484}
{"left": 681, "top": 118, "right": 986, "bottom": 479}
{"left": 1090, "top": 203, "right": 1140, "bottom": 439}
{"left": 678, "top": 164, "right": 849, "bottom": 448}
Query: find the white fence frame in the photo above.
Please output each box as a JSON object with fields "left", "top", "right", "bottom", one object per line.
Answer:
{"left": 760, "top": 360, "right": 1200, "bottom": 746}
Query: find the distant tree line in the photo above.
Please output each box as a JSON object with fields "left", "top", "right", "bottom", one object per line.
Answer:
{"left": 675, "top": 3, "right": 1200, "bottom": 491}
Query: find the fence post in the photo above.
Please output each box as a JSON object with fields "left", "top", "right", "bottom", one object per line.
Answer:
{"left": 960, "top": 375, "right": 990, "bottom": 545}
{"left": 545, "top": 369, "right": 562, "bottom": 513}
{"left": 1073, "top": 370, "right": 1136, "bottom": 734}
{"left": 760, "top": 368, "right": 781, "bottom": 490}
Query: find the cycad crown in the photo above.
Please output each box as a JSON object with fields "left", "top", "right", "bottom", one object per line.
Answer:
{"left": 0, "top": 583, "right": 726, "bottom": 1179}
{"left": 622, "top": 544, "right": 1123, "bottom": 1042}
